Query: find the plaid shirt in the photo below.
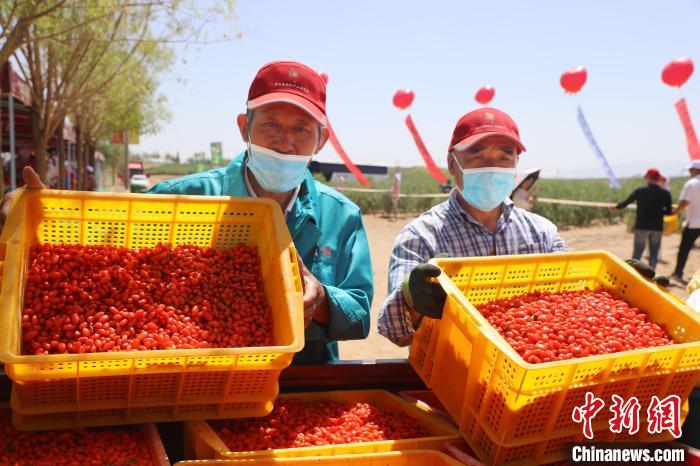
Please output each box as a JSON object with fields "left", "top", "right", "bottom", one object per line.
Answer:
{"left": 378, "top": 190, "right": 567, "bottom": 347}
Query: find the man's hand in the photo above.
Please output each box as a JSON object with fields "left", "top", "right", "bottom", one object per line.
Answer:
{"left": 402, "top": 263, "right": 447, "bottom": 319}
{"left": 0, "top": 167, "right": 46, "bottom": 230}
{"left": 297, "top": 253, "right": 329, "bottom": 328}
{"left": 21, "top": 166, "right": 46, "bottom": 189}
{"left": 672, "top": 200, "right": 689, "bottom": 216}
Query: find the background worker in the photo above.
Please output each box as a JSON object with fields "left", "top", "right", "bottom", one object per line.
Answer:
{"left": 611, "top": 168, "right": 672, "bottom": 271}
{"left": 510, "top": 167, "right": 541, "bottom": 211}
{"left": 671, "top": 161, "right": 700, "bottom": 284}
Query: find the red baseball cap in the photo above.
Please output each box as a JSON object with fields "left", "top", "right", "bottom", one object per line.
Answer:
{"left": 450, "top": 107, "right": 526, "bottom": 154}
{"left": 247, "top": 61, "right": 327, "bottom": 126}
{"left": 645, "top": 168, "right": 661, "bottom": 179}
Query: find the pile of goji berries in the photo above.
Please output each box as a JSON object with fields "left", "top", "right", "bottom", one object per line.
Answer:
{"left": 211, "top": 398, "right": 430, "bottom": 451}
{"left": 22, "top": 242, "right": 274, "bottom": 355}
{"left": 0, "top": 410, "right": 153, "bottom": 465}
{"left": 476, "top": 288, "right": 673, "bottom": 364}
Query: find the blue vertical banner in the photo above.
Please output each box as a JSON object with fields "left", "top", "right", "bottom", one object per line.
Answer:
{"left": 576, "top": 105, "right": 621, "bottom": 188}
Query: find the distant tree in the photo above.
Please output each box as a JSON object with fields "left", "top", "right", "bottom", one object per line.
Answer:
{"left": 8, "top": 0, "right": 237, "bottom": 183}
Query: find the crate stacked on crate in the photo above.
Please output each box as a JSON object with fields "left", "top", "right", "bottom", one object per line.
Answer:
{"left": 0, "top": 188, "right": 304, "bottom": 429}
{"left": 409, "top": 251, "right": 700, "bottom": 465}
{"left": 183, "top": 389, "right": 460, "bottom": 460}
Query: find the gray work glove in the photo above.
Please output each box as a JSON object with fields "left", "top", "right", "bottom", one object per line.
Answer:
{"left": 402, "top": 263, "right": 447, "bottom": 319}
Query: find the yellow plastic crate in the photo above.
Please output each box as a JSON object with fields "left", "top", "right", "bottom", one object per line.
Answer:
{"left": 1, "top": 405, "right": 170, "bottom": 465}
{"left": 184, "top": 390, "right": 460, "bottom": 460}
{"left": 0, "top": 188, "right": 304, "bottom": 428}
{"left": 409, "top": 251, "right": 700, "bottom": 466}
{"left": 174, "top": 450, "right": 465, "bottom": 465}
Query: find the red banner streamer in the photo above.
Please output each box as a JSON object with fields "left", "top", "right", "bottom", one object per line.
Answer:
{"left": 326, "top": 120, "right": 370, "bottom": 186}
{"left": 675, "top": 98, "right": 700, "bottom": 160}
{"left": 404, "top": 114, "right": 448, "bottom": 185}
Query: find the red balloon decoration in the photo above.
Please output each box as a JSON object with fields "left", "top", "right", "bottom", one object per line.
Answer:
{"left": 318, "top": 71, "right": 329, "bottom": 85}
{"left": 475, "top": 85, "right": 495, "bottom": 105}
{"left": 560, "top": 66, "right": 588, "bottom": 94}
{"left": 662, "top": 58, "right": 694, "bottom": 88}
{"left": 392, "top": 88, "right": 414, "bottom": 110}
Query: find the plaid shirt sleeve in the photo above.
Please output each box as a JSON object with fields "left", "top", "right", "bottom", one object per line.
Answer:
{"left": 551, "top": 231, "right": 568, "bottom": 252}
{"left": 377, "top": 225, "right": 434, "bottom": 347}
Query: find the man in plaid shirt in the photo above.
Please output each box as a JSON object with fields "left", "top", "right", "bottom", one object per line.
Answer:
{"left": 378, "top": 108, "right": 567, "bottom": 347}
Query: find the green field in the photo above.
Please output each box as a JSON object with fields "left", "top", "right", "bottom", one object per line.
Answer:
{"left": 146, "top": 163, "right": 685, "bottom": 229}
{"left": 324, "top": 168, "right": 686, "bottom": 228}
{"left": 146, "top": 163, "right": 199, "bottom": 176}
{"left": 532, "top": 177, "right": 683, "bottom": 228}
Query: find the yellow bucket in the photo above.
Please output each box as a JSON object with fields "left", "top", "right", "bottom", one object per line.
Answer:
{"left": 663, "top": 214, "right": 680, "bottom": 235}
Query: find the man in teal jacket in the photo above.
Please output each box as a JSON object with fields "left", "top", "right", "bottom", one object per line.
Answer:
{"left": 148, "top": 61, "right": 373, "bottom": 364}
{"left": 1, "top": 61, "right": 373, "bottom": 364}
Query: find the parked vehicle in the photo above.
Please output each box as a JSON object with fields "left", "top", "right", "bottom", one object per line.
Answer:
{"left": 130, "top": 173, "right": 150, "bottom": 193}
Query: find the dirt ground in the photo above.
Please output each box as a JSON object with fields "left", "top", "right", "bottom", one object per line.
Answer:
{"left": 338, "top": 216, "right": 700, "bottom": 360}
{"left": 108, "top": 176, "right": 700, "bottom": 361}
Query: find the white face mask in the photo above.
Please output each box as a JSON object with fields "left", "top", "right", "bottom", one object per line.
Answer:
{"left": 452, "top": 153, "right": 517, "bottom": 211}
{"left": 246, "top": 143, "right": 312, "bottom": 193}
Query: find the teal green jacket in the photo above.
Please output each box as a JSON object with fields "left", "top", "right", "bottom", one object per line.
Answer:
{"left": 148, "top": 152, "right": 373, "bottom": 364}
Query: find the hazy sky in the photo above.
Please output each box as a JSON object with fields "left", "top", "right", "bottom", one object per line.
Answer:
{"left": 134, "top": 0, "right": 700, "bottom": 179}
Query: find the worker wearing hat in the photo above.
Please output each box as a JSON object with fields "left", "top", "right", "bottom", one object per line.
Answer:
{"left": 511, "top": 167, "right": 541, "bottom": 211}
{"left": 611, "top": 168, "right": 672, "bottom": 271}
{"left": 671, "top": 160, "right": 700, "bottom": 283}
{"left": 146, "top": 61, "right": 374, "bottom": 363}
{"left": 0, "top": 61, "right": 374, "bottom": 364}
{"left": 149, "top": 61, "right": 374, "bottom": 363}
{"left": 378, "top": 108, "right": 567, "bottom": 347}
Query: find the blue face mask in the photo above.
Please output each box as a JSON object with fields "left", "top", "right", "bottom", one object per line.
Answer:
{"left": 247, "top": 143, "right": 312, "bottom": 193}
{"left": 453, "top": 154, "right": 517, "bottom": 211}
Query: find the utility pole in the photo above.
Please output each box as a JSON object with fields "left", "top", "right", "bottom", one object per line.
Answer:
{"left": 123, "top": 132, "right": 130, "bottom": 191}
